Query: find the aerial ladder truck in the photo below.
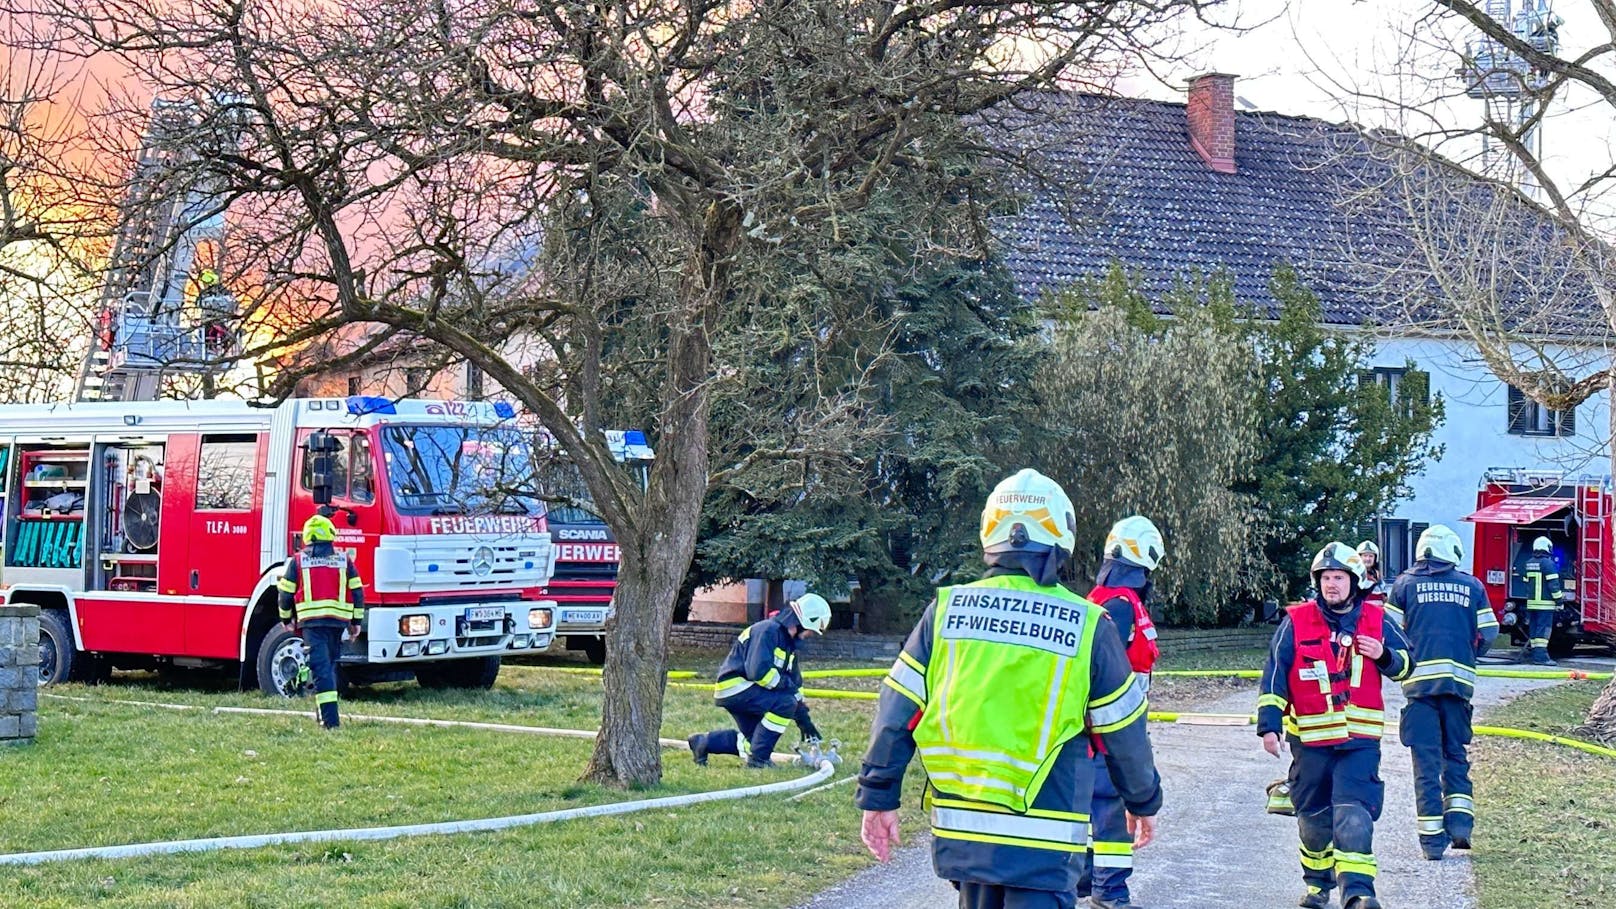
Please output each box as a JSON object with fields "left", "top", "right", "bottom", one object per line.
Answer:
{"left": 73, "top": 98, "right": 242, "bottom": 403}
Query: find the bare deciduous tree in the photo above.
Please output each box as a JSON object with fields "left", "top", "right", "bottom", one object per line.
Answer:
{"left": 30, "top": 0, "right": 1214, "bottom": 784}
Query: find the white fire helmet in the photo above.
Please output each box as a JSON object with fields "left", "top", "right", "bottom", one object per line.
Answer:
{"left": 792, "top": 593, "right": 833, "bottom": 634}
{"left": 1415, "top": 525, "right": 1464, "bottom": 566}
{"left": 1532, "top": 536, "right": 1553, "bottom": 553}
{"left": 980, "top": 469, "right": 1077, "bottom": 556}
{"left": 1356, "top": 541, "right": 1380, "bottom": 560}
{"left": 1311, "top": 541, "right": 1367, "bottom": 591}
{"left": 1104, "top": 515, "right": 1165, "bottom": 571}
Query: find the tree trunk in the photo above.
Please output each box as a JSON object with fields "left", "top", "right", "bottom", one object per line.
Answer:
{"left": 1586, "top": 675, "right": 1616, "bottom": 743}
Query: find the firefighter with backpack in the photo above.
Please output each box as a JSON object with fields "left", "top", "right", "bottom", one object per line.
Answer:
{"left": 1079, "top": 515, "right": 1164, "bottom": 909}
{"left": 1511, "top": 535, "right": 1564, "bottom": 665}
{"left": 277, "top": 514, "right": 364, "bottom": 729}
{"left": 1258, "top": 542, "right": 1413, "bottom": 909}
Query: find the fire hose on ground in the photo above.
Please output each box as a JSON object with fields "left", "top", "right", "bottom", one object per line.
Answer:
{"left": 7, "top": 693, "right": 833, "bottom": 867}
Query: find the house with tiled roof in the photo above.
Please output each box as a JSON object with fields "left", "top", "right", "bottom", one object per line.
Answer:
{"left": 994, "top": 74, "right": 1610, "bottom": 574}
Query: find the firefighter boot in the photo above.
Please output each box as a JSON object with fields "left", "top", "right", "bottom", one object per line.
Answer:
{"left": 687, "top": 733, "right": 709, "bottom": 767}
{"left": 1342, "top": 898, "right": 1382, "bottom": 909}
{"left": 1447, "top": 814, "right": 1474, "bottom": 850}
{"left": 1420, "top": 834, "right": 1448, "bottom": 861}
{"left": 1297, "top": 889, "right": 1332, "bottom": 909}
{"left": 1089, "top": 898, "right": 1140, "bottom": 909}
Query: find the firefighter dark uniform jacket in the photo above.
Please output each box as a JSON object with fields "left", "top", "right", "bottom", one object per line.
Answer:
{"left": 1258, "top": 598, "right": 1412, "bottom": 746}
{"left": 713, "top": 612, "right": 803, "bottom": 703}
{"left": 277, "top": 541, "right": 365, "bottom": 625}
{"left": 1386, "top": 560, "right": 1499, "bottom": 699}
{"left": 856, "top": 571, "right": 1162, "bottom": 893}
{"left": 1511, "top": 550, "right": 1564, "bottom": 611}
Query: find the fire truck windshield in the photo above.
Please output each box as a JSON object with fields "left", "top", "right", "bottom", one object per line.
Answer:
{"left": 380, "top": 424, "right": 542, "bottom": 516}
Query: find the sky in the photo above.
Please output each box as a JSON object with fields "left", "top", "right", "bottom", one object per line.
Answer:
{"left": 1122, "top": 0, "right": 1616, "bottom": 225}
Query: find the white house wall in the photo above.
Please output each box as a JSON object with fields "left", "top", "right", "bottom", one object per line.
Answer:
{"left": 1371, "top": 336, "right": 1612, "bottom": 559}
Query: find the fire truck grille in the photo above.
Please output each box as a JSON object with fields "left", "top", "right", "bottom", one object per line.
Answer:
{"left": 374, "top": 533, "right": 553, "bottom": 594}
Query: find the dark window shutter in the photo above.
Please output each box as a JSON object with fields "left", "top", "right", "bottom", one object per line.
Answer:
{"left": 1410, "top": 522, "right": 1430, "bottom": 560}
{"left": 1405, "top": 369, "right": 1430, "bottom": 410}
{"left": 1507, "top": 385, "right": 1527, "bottom": 435}
{"left": 1559, "top": 404, "right": 1576, "bottom": 437}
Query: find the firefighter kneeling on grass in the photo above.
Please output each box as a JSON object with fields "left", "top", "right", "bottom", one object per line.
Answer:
{"left": 857, "top": 469, "right": 1162, "bottom": 909}
{"left": 277, "top": 515, "right": 364, "bottom": 729}
{"left": 687, "top": 593, "right": 833, "bottom": 768}
{"left": 1258, "top": 542, "right": 1412, "bottom": 909}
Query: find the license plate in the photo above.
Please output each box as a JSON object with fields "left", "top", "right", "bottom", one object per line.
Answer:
{"left": 564, "top": 609, "right": 606, "bottom": 624}
{"left": 465, "top": 606, "right": 504, "bottom": 623}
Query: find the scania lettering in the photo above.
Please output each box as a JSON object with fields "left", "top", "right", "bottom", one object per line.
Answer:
{"left": 536, "top": 430, "right": 653, "bottom": 665}
{"left": 0, "top": 396, "right": 561, "bottom": 695}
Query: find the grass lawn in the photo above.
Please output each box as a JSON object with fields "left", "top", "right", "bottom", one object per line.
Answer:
{"left": 1473, "top": 681, "right": 1616, "bottom": 909}
{"left": 0, "top": 661, "right": 926, "bottom": 909}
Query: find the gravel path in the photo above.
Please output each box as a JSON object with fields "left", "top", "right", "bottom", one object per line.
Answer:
{"left": 797, "top": 676, "right": 1559, "bottom": 909}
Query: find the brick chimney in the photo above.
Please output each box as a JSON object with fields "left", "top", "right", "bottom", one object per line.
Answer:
{"left": 1186, "top": 73, "right": 1237, "bottom": 174}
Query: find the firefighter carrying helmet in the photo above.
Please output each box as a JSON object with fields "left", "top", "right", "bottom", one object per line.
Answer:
{"left": 1310, "top": 541, "right": 1367, "bottom": 591}
{"left": 1104, "top": 515, "right": 1165, "bottom": 571}
{"left": 1532, "top": 536, "right": 1553, "bottom": 553}
{"left": 302, "top": 514, "right": 338, "bottom": 544}
{"left": 1415, "top": 524, "right": 1464, "bottom": 566}
{"left": 980, "top": 469, "right": 1076, "bottom": 556}
{"left": 791, "top": 593, "right": 833, "bottom": 634}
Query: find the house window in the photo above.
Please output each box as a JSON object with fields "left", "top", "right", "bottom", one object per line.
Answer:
{"left": 1507, "top": 385, "right": 1575, "bottom": 437}
{"left": 404, "top": 367, "right": 430, "bottom": 395}
{"left": 347, "top": 376, "right": 361, "bottom": 397}
{"left": 465, "top": 362, "right": 484, "bottom": 400}
{"left": 1362, "top": 366, "right": 1429, "bottom": 418}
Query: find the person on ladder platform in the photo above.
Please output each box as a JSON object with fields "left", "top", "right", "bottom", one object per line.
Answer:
{"left": 1079, "top": 515, "right": 1165, "bottom": 909}
{"left": 687, "top": 593, "right": 832, "bottom": 768}
{"left": 277, "top": 515, "right": 364, "bottom": 729}
{"left": 1258, "top": 543, "right": 1412, "bottom": 909}
{"left": 1511, "top": 536, "right": 1564, "bottom": 665}
{"left": 1385, "top": 524, "right": 1498, "bottom": 860}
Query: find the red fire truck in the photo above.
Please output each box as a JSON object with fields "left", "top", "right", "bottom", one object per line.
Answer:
{"left": 1, "top": 396, "right": 560, "bottom": 695}
{"left": 1465, "top": 466, "right": 1616, "bottom": 657}
{"left": 536, "top": 430, "right": 652, "bottom": 665}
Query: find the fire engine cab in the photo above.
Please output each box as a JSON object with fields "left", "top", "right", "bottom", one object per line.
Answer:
{"left": 0, "top": 396, "right": 560, "bottom": 695}
{"left": 1465, "top": 466, "right": 1616, "bottom": 657}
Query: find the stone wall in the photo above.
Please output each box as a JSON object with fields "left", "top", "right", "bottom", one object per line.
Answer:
{"left": 0, "top": 604, "right": 39, "bottom": 746}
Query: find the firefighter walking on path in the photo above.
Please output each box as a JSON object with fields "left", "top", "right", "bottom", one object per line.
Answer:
{"left": 1386, "top": 525, "right": 1499, "bottom": 860}
{"left": 1080, "top": 515, "right": 1165, "bottom": 909}
{"left": 277, "top": 514, "right": 364, "bottom": 729}
{"left": 1258, "top": 542, "right": 1412, "bottom": 909}
{"left": 1511, "top": 536, "right": 1564, "bottom": 665}
{"left": 857, "top": 469, "right": 1162, "bottom": 909}
{"left": 688, "top": 593, "right": 832, "bottom": 768}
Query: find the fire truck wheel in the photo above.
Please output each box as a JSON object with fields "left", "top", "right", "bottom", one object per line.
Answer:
{"left": 414, "top": 656, "right": 502, "bottom": 690}
{"left": 36, "top": 610, "right": 77, "bottom": 686}
{"left": 580, "top": 636, "right": 607, "bottom": 665}
{"left": 256, "top": 627, "right": 315, "bottom": 699}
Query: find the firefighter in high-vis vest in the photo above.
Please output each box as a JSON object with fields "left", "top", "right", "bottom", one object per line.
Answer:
{"left": 1078, "top": 515, "right": 1164, "bottom": 909}
{"left": 857, "top": 469, "right": 1162, "bottom": 909}
{"left": 1258, "top": 542, "right": 1412, "bottom": 909}
{"left": 1511, "top": 535, "right": 1564, "bottom": 665}
{"left": 277, "top": 515, "right": 364, "bottom": 729}
{"left": 1385, "top": 524, "right": 1498, "bottom": 861}
{"left": 687, "top": 593, "right": 832, "bottom": 768}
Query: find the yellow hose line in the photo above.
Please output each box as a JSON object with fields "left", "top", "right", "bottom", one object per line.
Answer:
{"left": 1477, "top": 668, "right": 1613, "bottom": 681}
{"left": 1472, "top": 725, "right": 1616, "bottom": 759}
{"left": 532, "top": 667, "right": 701, "bottom": 680}
{"left": 802, "top": 668, "right": 889, "bottom": 678}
